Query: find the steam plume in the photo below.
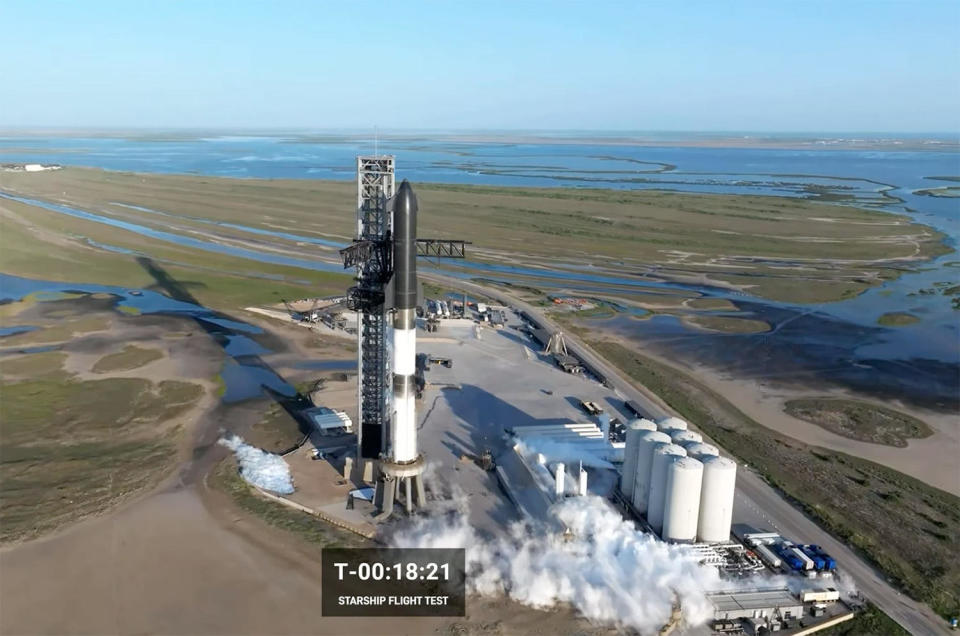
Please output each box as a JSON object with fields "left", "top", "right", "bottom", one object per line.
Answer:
{"left": 390, "top": 494, "right": 722, "bottom": 633}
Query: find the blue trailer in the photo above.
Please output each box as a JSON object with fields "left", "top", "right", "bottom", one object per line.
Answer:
{"left": 775, "top": 545, "right": 805, "bottom": 571}
{"left": 807, "top": 545, "right": 837, "bottom": 571}
{"left": 800, "top": 545, "right": 826, "bottom": 570}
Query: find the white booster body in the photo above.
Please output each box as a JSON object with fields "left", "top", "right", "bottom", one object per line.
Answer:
{"left": 698, "top": 456, "right": 737, "bottom": 543}
{"left": 670, "top": 430, "right": 702, "bottom": 446}
{"left": 620, "top": 419, "right": 657, "bottom": 499}
{"left": 646, "top": 443, "right": 687, "bottom": 534}
{"left": 662, "top": 456, "right": 704, "bottom": 543}
{"left": 390, "top": 314, "right": 418, "bottom": 463}
{"left": 684, "top": 442, "right": 720, "bottom": 461}
{"left": 631, "top": 430, "right": 672, "bottom": 512}
{"left": 657, "top": 416, "right": 688, "bottom": 432}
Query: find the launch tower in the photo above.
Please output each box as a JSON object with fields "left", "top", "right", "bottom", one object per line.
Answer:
{"left": 340, "top": 156, "right": 466, "bottom": 516}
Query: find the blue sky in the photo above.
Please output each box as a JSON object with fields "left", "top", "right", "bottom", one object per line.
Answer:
{"left": 1, "top": 1, "right": 958, "bottom": 132}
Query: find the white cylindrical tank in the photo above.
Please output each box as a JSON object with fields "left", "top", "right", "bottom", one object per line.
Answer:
{"left": 646, "top": 443, "right": 687, "bottom": 533}
{"left": 685, "top": 442, "right": 720, "bottom": 460}
{"left": 670, "top": 430, "right": 702, "bottom": 446}
{"left": 662, "top": 456, "right": 704, "bottom": 543}
{"left": 697, "top": 456, "right": 737, "bottom": 543}
{"left": 657, "top": 416, "right": 687, "bottom": 432}
{"left": 630, "top": 430, "right": 671, "bottom": 512}
{"left": 620, "top": 419, "right": 657, "bottom": 498}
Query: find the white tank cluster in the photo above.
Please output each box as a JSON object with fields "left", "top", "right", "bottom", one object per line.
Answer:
{"left": 685, "top": 442, "right": 720, "bottom": 461}
{"left": 670, "top": 430, "right": 702, "bottom": 446}
{"left": 631, "top": 430, "right": 671, "bottom": 513}
{"left": 662, "top": 456, "right": 703, "bottom": 542}
{"left": 619, "top": 416, "right": 738, "bottom": 543}
{"left": 646, "top": 443, "right": 687, "bottom": 534}
{"left": 698, "top": 456, "right": 737, "bottom": 543}
{"left": 657, "top": 416, "right": 687, "bottom": 432}
{"left": 620, "top": 419, "right": 658, "bottom": 499}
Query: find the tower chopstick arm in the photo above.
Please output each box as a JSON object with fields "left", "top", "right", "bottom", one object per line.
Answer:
{"left": 416, "top": 239, "right": 470, "bottom": 258}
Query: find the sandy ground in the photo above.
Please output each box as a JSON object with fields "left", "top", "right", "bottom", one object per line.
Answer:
{"left": 1, "top": 301, "right": 614, "bottom": 635}
{"left": 0, "top": 482, "right": 442, "bottom": 636}
{"left": 632, "top": 344, "right": 960, "bottom": 496}
{"left": 0, "top": 470, "right": 607, "bottom": 636}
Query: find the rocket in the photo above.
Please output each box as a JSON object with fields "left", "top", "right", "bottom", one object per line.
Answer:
{"left": 390, "top": 180, "right": 418, "bottom": 464}
{"left": 374, "top": 179, "right": 426, "bottom": 516}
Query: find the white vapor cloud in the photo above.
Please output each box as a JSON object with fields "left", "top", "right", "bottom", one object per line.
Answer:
{"left": 389, "top": 494, "right": 723, "bottom": 634}
{"left": 219, "top": 435, "right": 295, "bottom": 494}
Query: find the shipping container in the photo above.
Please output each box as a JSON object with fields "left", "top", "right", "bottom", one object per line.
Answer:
{"left": 791, "top": 547, "right": 815, "bottom": 571}
{"left": 775, "top": 546, "right": 804, "bottom": 571}
{"left": 807, "top": 545, "right": 837, "bottom": 571}
{"left": 800, "top": 546, "right": 826, "bottom": 570}
{"left": 755, "top": 544, "right": 782, "bottom": 569}
{"left": 800, "top": 588, "right": 840, "bottom": 603}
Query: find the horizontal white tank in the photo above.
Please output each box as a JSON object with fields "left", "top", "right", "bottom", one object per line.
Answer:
{"left": 630, "top": 430, "right": 672, "bottom": 513}
{"left": 670, "top": 430, "right": 702, "bottom": 446}
{"left": 662, "top": 456, "right": 704, "bottom": 543}
{"left": 619, "top": 419, "right": 658, "bottom": 499}
{"left": 646, "top": 443, "right": 687, "bottom": 534}
{"left": 657, "top": 416, "right": 688, "bottom": 432}
{"left": 697, "top": 456, "right": 737, "bottom": 543}
{"left": 685, "top": 442, "right": 720, "bottom": 460}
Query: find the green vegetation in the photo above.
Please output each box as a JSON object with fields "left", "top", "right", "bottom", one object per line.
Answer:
{"left": 567, "top": 303, "right": 617, "bottom": 319}
{"left": 0, "top": 351, "right": 69, "bottom": 379}
{"left": 0, "top": 195, "right": 350, "bottom": 312}
{"left": 877, "top": 312, "right": 920, "bottom": 327}
{"left": 684, "top": 314, "right": 771, "bottom": 333}
{"left": 244, "top": 401, "right": 305, "bottom": 453}
{"left": 686, "top": 297, "right": 738, "bottom": 311}
{"left": 210, "top": 457, "right": 369, "bottom": 548}
{"left": 116, "top": 304, "right": 142, "bottom": 315}
{"left": 1, "top": 315, "right": 110, "bottom": 345}
{"left": 92, "top": 345, "right": 164, "bottom": 373}
{"left": 0, "top": 376, "right": 203, "bottom": 542}
{"left": 818, "top": 603, "right": 909, "bottom": 636}
{"left": 588, "top": 340, "right": 960, "bottom": 620}
{"left": 784, "top": 398, "right": 933, "bottom": 447}
{"left": 914, "top": 186, "right": 960, "bottom": 198}
{"left": 1, "top": 167, "right": 950, "bottom": 307}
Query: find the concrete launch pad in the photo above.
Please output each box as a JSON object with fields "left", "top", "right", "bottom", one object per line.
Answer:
{"left": 406, "top": 313, "right": 628, "bottom": 533}
{"left": 282, "top": 309, "right": 629, "bottom": 536}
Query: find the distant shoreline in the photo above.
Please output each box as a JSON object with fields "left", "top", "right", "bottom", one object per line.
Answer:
{"left": 1, "top": 130, "right": 958, "bottom": 152}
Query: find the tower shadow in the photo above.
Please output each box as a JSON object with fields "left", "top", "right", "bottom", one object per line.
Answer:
{"left": 136, "top": 257, "right": 318, "bottom": 436}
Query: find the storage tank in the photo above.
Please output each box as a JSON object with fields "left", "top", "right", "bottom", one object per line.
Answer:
{"left": 670, "top": 430, "right": 702, "bottom": 446}
{"left": 554, "top": 462, "right": 565, "bottom": 500}
{"left": 619, "top": 419, "right": 658, "bottom": 499}
{"left": 697, "top": 456, "right": 737, "bottom": 543}
{"left": 662, "top": 456, "right": 704, "bottom": 542}
{"left": 630, "top": 430, "right": 672, "bottom": 513}
{"left": 684, "top": 442, "right": 719, "bottom": 460}
{"left": 657, "top": 416, "right": 687, "bottom": 432}
{"left": 646, "top": 443, "right": 687, "bottom": 533}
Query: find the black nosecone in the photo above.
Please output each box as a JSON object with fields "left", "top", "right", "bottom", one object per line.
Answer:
{"left": 393, "top": 180, "right": 418, "bottom": 310}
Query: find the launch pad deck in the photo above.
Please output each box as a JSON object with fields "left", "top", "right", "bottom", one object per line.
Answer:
{"left": 283, "top": 312, "right": 628, "bottom": 535}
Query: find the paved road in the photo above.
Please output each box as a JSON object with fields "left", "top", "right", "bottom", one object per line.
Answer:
{"left": 427, "top": 274, "right": 951, "bottom": 636}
